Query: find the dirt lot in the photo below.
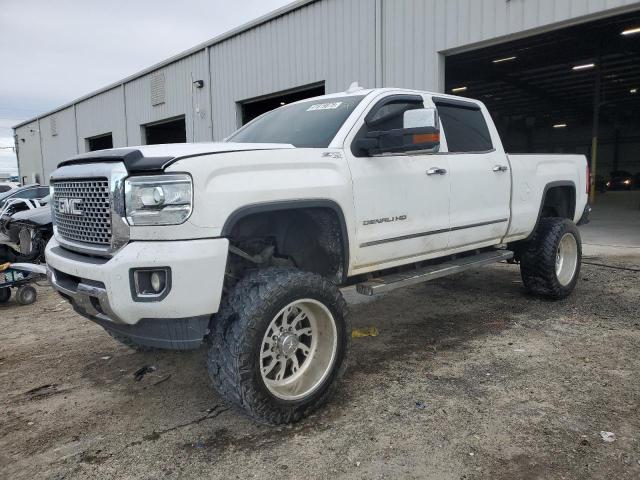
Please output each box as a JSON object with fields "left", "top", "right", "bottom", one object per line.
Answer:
{"left": 1, "top": 255, "right": 639, "bottom": 479}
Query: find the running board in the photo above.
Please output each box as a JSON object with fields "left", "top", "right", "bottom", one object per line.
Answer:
{"left": 356, "top": 250, "right": 514, "bottom": 296}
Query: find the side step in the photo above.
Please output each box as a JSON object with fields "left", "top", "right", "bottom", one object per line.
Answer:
{"left": 356, "top": 250, "right": 514, "bottom": 296}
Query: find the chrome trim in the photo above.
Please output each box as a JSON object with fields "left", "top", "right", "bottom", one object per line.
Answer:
{"left": 47, "top": 266, "right": 123, "bottom": 323}
{"left": 360, "top": 218, "right": 509, "bottom": 248}
{"left": 50, "top": 162, "right": 130, "bottom": 257}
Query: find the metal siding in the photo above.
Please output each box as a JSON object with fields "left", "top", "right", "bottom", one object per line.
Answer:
{"left": 209, "top": 0, "right": 377, "bottom": 139}
{"left": 75, "top": 86, "right": 126, "bottom": 152}
{"left": 14, "top": 0, "right": 640, "bottom": 174}
{"left": 39, "top": 107, "right": 78, "bottom": 181}
{"left": 382, "top": 0, "right": 640, "bottom": 91}
{"left": 14, "top": 122, "right": 44, "bottom": 183}
{"left": 124, "top": 50, "right": 210, "bottom": 145}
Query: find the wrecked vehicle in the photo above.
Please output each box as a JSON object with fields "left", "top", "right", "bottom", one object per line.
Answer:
{"left": 46, "top": 86, "right": 589, "bottom": 424}
{"left": 0, "top": 198, "right": 52, "bottom": 264}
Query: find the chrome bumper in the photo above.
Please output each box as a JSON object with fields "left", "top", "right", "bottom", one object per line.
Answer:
{"left": 47, "top": 266, "right": 123, "bottom": 323}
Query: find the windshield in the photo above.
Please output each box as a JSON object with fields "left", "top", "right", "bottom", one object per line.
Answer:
{"left": 227, "top": 95, "right": 365, "bottom": 148}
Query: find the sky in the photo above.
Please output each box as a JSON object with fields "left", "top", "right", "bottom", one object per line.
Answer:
{"left": 0, "top": 0, "right": 293, "bottom": 176}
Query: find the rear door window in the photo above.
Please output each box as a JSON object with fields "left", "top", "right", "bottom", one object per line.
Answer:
{"left": 435, "top": 101, "right": 493, "bottom": 153}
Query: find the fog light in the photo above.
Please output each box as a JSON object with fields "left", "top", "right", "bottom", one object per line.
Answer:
{"left": 130, "top": 268, "right": 171, "bottom": 302}
{"left": 150, "top": 271, "right": 162, "bottom": 292}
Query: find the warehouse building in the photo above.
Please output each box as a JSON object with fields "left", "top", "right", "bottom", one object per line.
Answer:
{"left": 13, "top": 0, "right": 640, "bottom": 188}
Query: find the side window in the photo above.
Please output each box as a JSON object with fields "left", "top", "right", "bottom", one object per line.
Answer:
{"left": 352, "top": 95, "right": 425, "bottom": 157}
{"left": 16, "top": 188, "right": 39, "bottom": 199}
{"left": 367, "top": 99, "right": 424, "bottom": 133}
{"left": 435, "top": 102, "right": 493, "bottom": 153}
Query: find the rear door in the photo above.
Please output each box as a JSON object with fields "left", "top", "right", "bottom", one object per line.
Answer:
{"left": 433, "top": 97, "right": 510, "bottom": 249}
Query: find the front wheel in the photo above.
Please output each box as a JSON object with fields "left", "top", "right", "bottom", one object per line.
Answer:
{"left": 16, "top": 285, "right": 37, "bottom": 305}
{"left": 207, "top": 268, "right": 350, "bottom": 424}
{"left": 520, "top": 217, "right": 582, "bottom": 300}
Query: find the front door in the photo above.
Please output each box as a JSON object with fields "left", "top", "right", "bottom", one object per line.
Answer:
{"left": 345, "top": 94, "right": 451, "bottom": 272}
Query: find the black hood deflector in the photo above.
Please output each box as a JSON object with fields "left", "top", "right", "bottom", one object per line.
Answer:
{"left": 57, "top": 149, "right": 175, "bottom": 173}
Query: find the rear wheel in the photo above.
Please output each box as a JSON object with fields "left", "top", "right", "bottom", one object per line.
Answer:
{"left": 16, "top": 285, "right": 37, "bottom": 305}
{"left": 207, "top": 267, "right": 350, "bottom": 424}
{"left": 520, "top": 217, "right": 581, "bottom": 300}
{"left": 0, "top": 287, "right": 11, "bottom": 304}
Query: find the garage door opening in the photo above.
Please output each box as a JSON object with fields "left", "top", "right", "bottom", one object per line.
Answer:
{"left": 445, "top": 10, "right": 640, "bottom": 194}
{"left": 240, "top": 82, "right": 325, "bottom": 125}
{"left": 86, "top": 133, "right": 113, "bottom": 151}
{"left": 444, "top": 9, "right": 640, "bottom": 247}
{"left": 143, "top": 116, "right": 186, "bottom": 145}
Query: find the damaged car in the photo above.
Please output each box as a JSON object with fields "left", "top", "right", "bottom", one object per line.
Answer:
{"left": 0, "top": 197, "right": 52, "bottom": 264}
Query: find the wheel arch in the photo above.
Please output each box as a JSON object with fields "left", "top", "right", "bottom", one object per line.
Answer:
{"left": 221, "top": 199, "right": 350, "bottom": 284}
{"left": 523, "top": 181, "right": 576, "bottom": 242}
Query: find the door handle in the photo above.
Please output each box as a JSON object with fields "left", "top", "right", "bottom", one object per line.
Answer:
{"left": 427, "top": 167, "right": 447, "bottom": 176}
{"left": 493, "top": 165, "right": 508, "bottom": 172}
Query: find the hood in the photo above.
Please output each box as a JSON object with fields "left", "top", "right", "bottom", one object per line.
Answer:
{"left": 8, "top": 206, "right": 52, "bottom": 226}
{"left": 57, "top": 142, "right": 295, "bottom": 173}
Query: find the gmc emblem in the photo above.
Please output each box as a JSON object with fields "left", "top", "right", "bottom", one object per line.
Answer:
{"left": 58, "top": 198, "right": 83, "bottom": 216}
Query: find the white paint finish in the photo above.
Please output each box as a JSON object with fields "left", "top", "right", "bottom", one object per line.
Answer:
{"left": 437, "top": 100, "right": 511, "bottom": 248}
{"left": 165, "top": 147, "right": 357, "bottom": 253}
{"left": 506, "top": 153, "right": 588, "bottom": 241}
{"left": 45, "top": 236, "right": 229, "bottom": 324}
{"left": 14, "top": 121, "right": 44, "bottom": 183}
{"left": 124, "top": 50, "right": 211, "bottom": 145}
{"left": 209, "top": 0, "right": 377, "bottom": 139}
{"left": 38, "top": 107, "right": 78, "bottom": 182}
{"left": 75, "top": 86, "right": 127, "bottom": 152}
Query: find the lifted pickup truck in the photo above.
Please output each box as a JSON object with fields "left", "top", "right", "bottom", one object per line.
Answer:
{"left": 46, "top": 86, "right": 590, "bottom": 424}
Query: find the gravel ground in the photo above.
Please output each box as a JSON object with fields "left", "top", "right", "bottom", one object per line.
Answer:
{"left": 1, "top": 256, "right": 639, "bottom": 479}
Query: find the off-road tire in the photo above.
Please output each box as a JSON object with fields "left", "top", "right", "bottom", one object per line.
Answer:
{"left": 207, "top": 267, "right": 350, "bottom": 425}
{"left": 106, "top": 330, "right": 158, "bottom": 352}
{"left": 520, "top": 217, "right": 581, "bottom": 300}
{"left": 0, "top": 287, "right": 11, "bottom": 304}
{"left": 16, "top": 285, "right": 37, "bottom": 306}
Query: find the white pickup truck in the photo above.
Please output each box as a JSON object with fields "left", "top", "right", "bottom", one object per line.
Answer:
{"left": 46, "top": 86, "right": 590, "bottom": 424}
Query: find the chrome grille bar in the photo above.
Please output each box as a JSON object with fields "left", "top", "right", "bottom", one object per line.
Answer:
{"left": 52, "top": 179, "right": 111, "bottom": 246}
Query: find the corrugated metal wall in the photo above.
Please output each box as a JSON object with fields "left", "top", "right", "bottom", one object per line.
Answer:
{"left": 124, "top": 50, "right": 211, "bottom": 145}
{"left": 14, "top": 121, "right": 43, "bottom": 183}
{"left": 382, "top": 0, "right": 640, "bottom": 90}
{"left": 38, "top": 107, "right": 78, "bottom": 180}
{"left": 14, "top": 0, "right": 640, "bottom": 181}
{"left": 75, "top": 86, "right": 127, "bottom": 152}
{"left": 209, "top": 0, "right": 377, "bottom": 139}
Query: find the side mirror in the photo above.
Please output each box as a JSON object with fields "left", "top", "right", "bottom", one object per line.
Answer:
{"left": 404, "top": 107, "right": 438, "bottom": 130}
{"left": 353, "top": 107, "right": 441, "bottom": 157}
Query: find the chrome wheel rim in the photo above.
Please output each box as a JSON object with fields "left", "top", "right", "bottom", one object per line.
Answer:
{"left": 260, "top": 299, "right": 337, "bottom": 401}
{"left": 556, "top": 233, "right": 578, "bottom": 286}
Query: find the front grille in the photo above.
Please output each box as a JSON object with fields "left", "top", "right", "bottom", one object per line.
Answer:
{"left": 52, "top": 179, "right": 111, "bottom": 247}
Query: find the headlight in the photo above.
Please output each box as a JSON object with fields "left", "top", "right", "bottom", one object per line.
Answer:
{"left": 125, "top": 174, "right": 192, "bottom": 226}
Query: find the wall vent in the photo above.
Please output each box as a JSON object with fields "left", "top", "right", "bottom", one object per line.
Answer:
{"left": 151, "top": 72, "right": 166, "bottom": 106}
{"left": 50, "top": 116, "right": 58, "bottom": 136}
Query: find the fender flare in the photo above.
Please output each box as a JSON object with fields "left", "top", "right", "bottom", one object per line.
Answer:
{"left": 221, "top": 199, "right": 350, "bottom": 283}
{"left": 524, "top": 180, "right": 576, "bottom": 241}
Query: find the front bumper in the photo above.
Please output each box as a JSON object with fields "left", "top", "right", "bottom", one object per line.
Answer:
{"left": 45, "top": 237, "right": 229, "bottom": 349}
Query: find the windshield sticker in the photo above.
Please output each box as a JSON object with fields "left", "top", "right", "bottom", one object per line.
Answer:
{"left": 307, "top": 102, "right": 343, "bottom": 111}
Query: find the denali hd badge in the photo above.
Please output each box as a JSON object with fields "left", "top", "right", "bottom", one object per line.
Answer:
{"left": 58, "top": 198, "right": 83, "bottom": 216}
{"left": 363, "top": 215, "right": 407, "bottom": 226}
